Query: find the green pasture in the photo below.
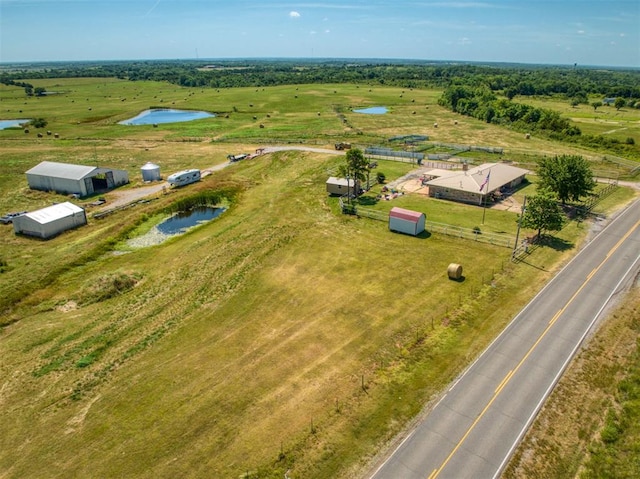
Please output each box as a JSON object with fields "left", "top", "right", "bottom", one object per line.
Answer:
{"left": 0, "top": 78, "right": 638, "bottom": 478}
{"left": 516, "top": 95, "right": 640, "bottom": 146}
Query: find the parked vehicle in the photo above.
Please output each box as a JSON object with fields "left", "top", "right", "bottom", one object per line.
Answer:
{"left": 167, "top": 169, "right": 201, "bottom": 187}
{"left": 227, "top": 154, "right": 249, "bottom": 162}
{"left": 335, "top": 142, "right": 351, "bottom": 150}
{"left": 0, "top": 211, "right": 27, "bottom": 224}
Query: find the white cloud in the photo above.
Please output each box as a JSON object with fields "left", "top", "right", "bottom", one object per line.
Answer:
{"left": 289, "top": 11, "right": 301, "bottom": 18}
{"left": 458, "top": 37, "right": 471, "bottom": 45}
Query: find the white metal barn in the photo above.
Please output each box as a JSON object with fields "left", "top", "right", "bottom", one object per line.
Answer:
{"left": 389, "top": 207, "right": 426, "bottom": 236}
{"left": 26, "top": 161, "right": 129, "bottom": 197}
{"left": 12, "top": 202, "right": 87, "bottom": 239}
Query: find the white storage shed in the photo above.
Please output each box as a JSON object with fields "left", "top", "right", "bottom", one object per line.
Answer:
{"left": 326, "top": 176, "right": 360, "bottom": 196}
{"left": 13, "top": 202, "right": 87, "bottom": 239}
{"left": 26, "top": 161, "right": 129, "bottom": 197}
{"left": 389, "top": 207, "right": 426, "bottom": 236}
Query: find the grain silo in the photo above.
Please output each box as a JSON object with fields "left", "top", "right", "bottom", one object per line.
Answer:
{"left": 141, "top": 162, "right": 161, "bottom": 182}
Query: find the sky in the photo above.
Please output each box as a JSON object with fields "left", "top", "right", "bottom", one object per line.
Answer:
{"left": 1, "top": 0, "right": 639, "bottom": 67}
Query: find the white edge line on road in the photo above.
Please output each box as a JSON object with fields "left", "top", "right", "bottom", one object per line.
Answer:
{"left": 491, "top": 251, "right": 640, "bottom": 479}
{"left": 447, "top": 199, "right": 638, "bottom": 394}
{"left": 369, "top": 199, "right": 639, "bottom": 479}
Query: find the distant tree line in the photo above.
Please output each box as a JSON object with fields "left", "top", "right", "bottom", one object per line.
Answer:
{"left": 438, "top": 83, "right": 638, "bottom": 158}
{"left": 1, "top": 60, "right": 639, "bottom": 100}
{"left": 1, "top": 59, "right": 637, "bottom": 157}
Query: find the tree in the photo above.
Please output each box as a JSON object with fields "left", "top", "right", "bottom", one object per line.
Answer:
{"left": 614, "top": 97, "right": 626, "bottom": 110}
{"left": 537, "top": 155, "right": 596, "bottom": 204}
{"left": 30, "top": 118, "right": 47, "bottom": 128}
{"left": 519, "top": 189, "right": 565, "bottom": 240}
{"left": 591, "top": 101, "right": 602, "bottom": 111}
{"left": 337, "top": 148, "right": 369, "bottom": 200}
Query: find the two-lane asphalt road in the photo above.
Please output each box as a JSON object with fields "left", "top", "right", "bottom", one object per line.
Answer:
{"left": 371, "top": 198, "right": 640, "bottom": 479}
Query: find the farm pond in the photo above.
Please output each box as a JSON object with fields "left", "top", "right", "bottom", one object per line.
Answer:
{"left": 0, "top": 119, "right": 32, "bottom": 130}
{"left": 126, "top": 206, "right": 226, "bottom": 248}
{"left": 353, "top": 106, "right": 388, "bottom": 114}
{"left": 119, "top": 108, "right": 215, "bottom": 125}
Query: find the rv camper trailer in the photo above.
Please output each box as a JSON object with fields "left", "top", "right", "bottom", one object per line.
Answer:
{"left": 167, "top": 169, "right": 201, "bottom": 187}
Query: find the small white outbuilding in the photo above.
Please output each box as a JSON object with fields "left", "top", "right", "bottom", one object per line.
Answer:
{"left": 389, "top": 207, "right": 426, "bottom": 236}
{"left": 326, "top": 176, "right": 360, "bottom": 196}
{"left": 13, "top": 202, "right": 87, "bottom": 239}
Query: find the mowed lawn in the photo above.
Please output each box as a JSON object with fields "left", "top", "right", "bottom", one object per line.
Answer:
{"left": 0, "top": 79, "right": 638, "bottom": 478}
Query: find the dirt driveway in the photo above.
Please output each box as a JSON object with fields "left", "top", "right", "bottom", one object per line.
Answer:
{"left": 97, "top": 146, "right": 341, "bottom": 211}
{"left": 97, "top": 160, "right": 233, "bottom": 211}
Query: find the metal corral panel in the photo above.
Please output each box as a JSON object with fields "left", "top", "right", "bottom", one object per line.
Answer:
{"left": 389, "top": 207, "right": 426, "bottom": 236}
{"left": 13, "top": 202, "right": 87, "bottom": 239}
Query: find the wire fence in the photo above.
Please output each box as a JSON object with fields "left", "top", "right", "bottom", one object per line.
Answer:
{"left": 345, "top": 203, "right": 515, "bottom": 248}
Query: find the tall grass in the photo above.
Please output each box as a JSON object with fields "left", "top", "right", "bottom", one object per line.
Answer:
{"left": 0, "top": 78, "right": 637, "bottom": 479}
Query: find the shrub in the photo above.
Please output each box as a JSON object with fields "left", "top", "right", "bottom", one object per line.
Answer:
{"left": 30, "top": 118, "right": 47, "bottom": 128}
{"left": 376, "top": 172, "right": 386, "bottom": 184}
{"left": 76, "top": 271, "right": 142, "bottom": 305}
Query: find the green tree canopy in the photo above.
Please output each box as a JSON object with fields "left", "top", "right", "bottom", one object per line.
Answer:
{"left": 537, "top": 155, "right": 596, "bottom": 204}
{"left": 614, "top": 97, "right": 626, "bottom": 110}
{"left": 337, "top": 148, "right": 369, "bottom": 198}
{"left": 520, "top": 189, "right": 565, "bottom": 239}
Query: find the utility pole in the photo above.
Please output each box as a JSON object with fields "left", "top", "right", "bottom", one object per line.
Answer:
{"left": 512, "top": 195, "right": 527, "bottom": 261}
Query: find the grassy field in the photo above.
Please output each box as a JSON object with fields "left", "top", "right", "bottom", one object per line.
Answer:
{"left": 0, "top": 78, "right": 638, "bottom": 478}
{"left": 516, "top": 95, "right": 640, "bottom": 147}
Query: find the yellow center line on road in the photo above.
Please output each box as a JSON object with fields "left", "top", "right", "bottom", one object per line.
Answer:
{"left": 427, "top": 219, "right": 639, "bottom": 479}
{"left": 495, "top": 370, "right": 514, "bottom": 394}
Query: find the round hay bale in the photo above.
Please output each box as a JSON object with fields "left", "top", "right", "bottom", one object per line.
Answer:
{"left": 54, "top": 133, "right": 59, "bottom": 138}
{"left": 447, "top": 263, "right": 463, "bottom": 280}
{"left": 525, "top": 133, "right": 531, "bottom": 139}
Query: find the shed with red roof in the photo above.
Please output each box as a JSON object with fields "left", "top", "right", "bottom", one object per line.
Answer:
{"left": 389, "top": 207, "right": 426, "bottom": 236}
